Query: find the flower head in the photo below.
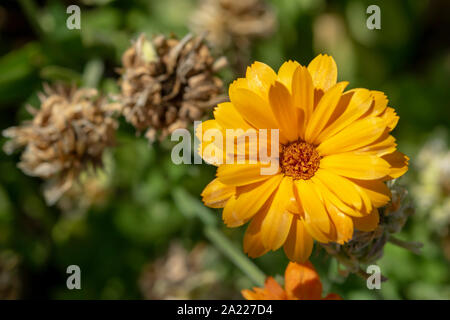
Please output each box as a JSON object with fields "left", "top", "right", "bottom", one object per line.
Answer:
{"left": 242, "top": 262, "right": 341, "bottom": 300}
{"left": 198, "top": 55, "right": 408, "bottom": 262}
{"left": 3, "top": 84, "right": 118, "bottom": 205}
{"left": 118, "top": 33, "right": 227, "bottom": 142}
{"left": 190, "top": 0, "right": 276, "bottom": 51}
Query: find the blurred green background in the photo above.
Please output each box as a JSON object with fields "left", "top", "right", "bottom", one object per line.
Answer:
{"left": 0, "top": 0, "right": 449, "bottom": 299}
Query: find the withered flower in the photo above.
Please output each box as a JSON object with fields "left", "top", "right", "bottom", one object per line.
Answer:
{"left": 3, "top": 84, "right": 118, "bottom": 205}
{"left": 118, "top": 33, "right": 227, "bottom": 142}
{"left": 320, "top": 182, "right": 421, "bottom": 281}
{"left": 139, "top": 242, "right": 231, "bottom": 300}
{"left": 190, "top": 0, "right": 276, "bottom": 50}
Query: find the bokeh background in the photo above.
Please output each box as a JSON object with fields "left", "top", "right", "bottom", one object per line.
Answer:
{"left": 0, "top": 0, "right": 449, "bottom": 299}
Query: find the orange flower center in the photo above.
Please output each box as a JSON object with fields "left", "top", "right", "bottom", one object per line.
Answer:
{"left": 280, "top": 140, "right": 320, "bottom": 180}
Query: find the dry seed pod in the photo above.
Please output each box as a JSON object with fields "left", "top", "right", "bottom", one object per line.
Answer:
{"left": 190, "top": 0, "right": 276, "bottom": 50}
{"left": 118, "top": 33, "right": 227, "bottom": 142}
{"left": 320, "top": 182, "right": 421, "bottom": 281}
{"left": 3, "top": 84, "right": 119, "bottom": 205}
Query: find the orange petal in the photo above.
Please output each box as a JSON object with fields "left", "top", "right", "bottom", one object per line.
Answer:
{"left": 285, "top": 262, "right": 323, "bottom": 300}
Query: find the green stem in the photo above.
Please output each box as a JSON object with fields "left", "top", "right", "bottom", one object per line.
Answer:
{"left": 18, "top": 0, "right": 44, "bottom": 37}
{"left": 388, "top": 236, "right": 423, "bottom": 255}
{"left": 82, "top": 59, "right": 104, "bottom": 88}
{"left": 172, "top": 187, "right": 266, "bottom": 286}
{"left": 204, "top": 226, "right": 266, "bottom": 286}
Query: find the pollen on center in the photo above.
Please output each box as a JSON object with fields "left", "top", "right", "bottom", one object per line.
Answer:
{"left": 280, "top": 140, "right": 321, "bottom": 180}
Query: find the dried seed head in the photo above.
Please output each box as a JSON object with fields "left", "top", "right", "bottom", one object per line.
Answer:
{"left": 190, "top": 0, "right": 277, "bottom": 50}
{"left": 138, "top": 242, "right": 228, "bottom": 299}
{"left": 320, "top": 182, "right": 421, "bottom": 280}
{"left": 3, "top": 84, "right": 119, "bottom": 205}
{"left": 118, "top": 33, "right": 227, "bottom": 142}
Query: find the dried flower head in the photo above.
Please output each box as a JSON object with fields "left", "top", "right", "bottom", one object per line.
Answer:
{"left": 3, "top": 84, "right": 118, "bottom": 205}
{"left": 118, "top": 33, "right": 227, "bottom": 142}
{"left": 242, "top": 262, "right": 341, "bottom": 300}
{"left": 190, "top": 0, "right": 276, "bottom": 50}
{"left": 320, "top": 181, "right": 421, "bottom": 280}
{"left": 139, "top": 242, "right": 229, "bottom": 299}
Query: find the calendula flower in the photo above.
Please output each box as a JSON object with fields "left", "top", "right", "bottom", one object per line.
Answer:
{"left": 198, "top": 55, "right": 408, "bottom": 262}
{"left": 242, "top": 262, "right": 341, "bottom": 300}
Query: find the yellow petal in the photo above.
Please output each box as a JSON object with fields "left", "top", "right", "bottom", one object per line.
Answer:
{"left": 291, "top": 66, "right": 314, "bottom": 139}
{"left": 317, "top": 117, "right": 387, "bottom": 156}
{"left": 222, "top": 196, "right": 245, "bottom": 227}
{"left": 261, "top": 178, "right": 295, "bottom": 250}
{"left": 382, "top": 151, "right": 409, "bottom": 179}
{"left": 352, "top": 207, "right": 380, "bottom": 232}
{"left": 357, "top": 132, "right": 397, "bottom": 156}
{"left": 305, "top": 81, "right": 348, "bottom": 143}
{"left": 243, "top": 207, "right": 270, "bottom": 258}
{"left": 245, "top": 61, "right": 277, "bottom": 98}
{"left": 231, "top": 174, "right": 283, "bottom": 224}
{"left": 316, "top": 88, "right": 373, "bottom": 143}
{"left": 277, "top": 60, "right": 300, "bottom": 91}
{"left": 307, "top": 54, "right": 338, "bottom": 91}
{"left": 295, "top": 179, "right": 331, "bottom": 235}
{"left": 229, "top": 85, "right": 279, "bottom": 131}
{"left": 283, "top": 217, "right": 314, "bottom": 262}
{"left": 325, "top": 201, "right": 354, "bottom": 244}
{"left": 320, "top": 153, "right": 391, "bottom": 180}
{"left": 314, "top": 170, "right": 363, "bottom": 210}
{"left": 196, "top": 120, "right": 227, "bottom": 165}
{"left": 217, "top": 163, "right": 278, "bottom": 186}
{"left": 369, "top": 91, "right": 388, "bottom": 116}
{"left": 201, "top": 178, "right": 235, "bottom": 208}
{"left": 380, "top": 107, "right": 399, "bottom": 132}
{"left": 268, "top": 81, "right": 298, "bottom": 141}
{"left": 214, "top": 102, "right": 252, "bottom": 130}
{"left": 348, "top": 178, "right": 391, "bottom": 208}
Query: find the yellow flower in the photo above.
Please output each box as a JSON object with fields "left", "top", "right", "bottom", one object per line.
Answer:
{"left": 198, "top": 54, "right": 408, "bottom": 262}
{"left": 242, "top": 262, "right": 341, "bottom": 300}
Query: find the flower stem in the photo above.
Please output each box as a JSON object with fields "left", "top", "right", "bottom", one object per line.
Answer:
{"left": 388, "top": 236, "right": 423, "bottom": 255}
{"left": 18, "top": 0, "right": 44, "bottom": 37}
{"left": 172, "top": 187, "right": 266, "bottom": 286}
